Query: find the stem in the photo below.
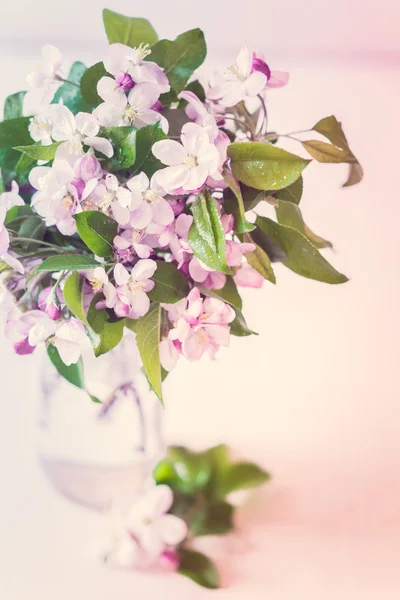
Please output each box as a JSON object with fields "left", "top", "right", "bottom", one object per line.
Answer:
{"left": 56, "top": 76, "right": 79, "bottom": 88}
{"left": 257, "top": 94, "right": 268, "bottom": 134}
{"left": 11, "top": 237, "right": 66, "bottom": 250}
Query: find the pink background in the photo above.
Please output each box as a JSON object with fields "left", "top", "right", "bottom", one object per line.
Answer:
{"left": 0, "top": 1, "right": 400, "bottom": 598}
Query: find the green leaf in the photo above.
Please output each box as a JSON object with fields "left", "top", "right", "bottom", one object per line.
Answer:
{"left": 80, "top": 62, "right": 108, "bottom": 106}
{"left": 103, "top": 9, "right": 158, "bottom": 47}
{"left": 275, "top": 176, "right": 303, "bottom": 205}
{"left": 0, "top": 117, "right": 32, "bottom": 149}
{"left": 153, "top": 446, "right": 212, "bottom": 494}
{"left": 230, "top": 307, "right": 258, "bottom": 337}
{"left": 275, "top": 201, "right": 332, "bottom": 249}
{"left": 15, "top": 152, "right": 36, "bottom": 175}
{"left": 223, "top": 170, "right": 255, "bottom": 234}
{"left": 37, "top": 255, "right": 101, "bottom": 272}
{"left": 63, "top": 272, "right": 86, "bottom": 322}
{"left": 188, "top": 192, "right": 231, "bottom": 274}
{"left": 228, "top": 142, "right": 310, "bottom": 191}
{"left": 309, "top": 116, "right": 363, "bottom": 186}
{"left": 148, "top": 261, "right": 190, "bottom": 304}
{"left": 0, "top": 169, "right": 4, "bottom": 193}
{"left": 301, "top": 140, "right": 356, "bottom": 163}
{"left": 220, "top": 461, "right": 270, "bottom": 495}
{"left": 87, "top": 296, "right": 125, "bottom": 357}
{"left": 199, "top": 276, "right": 242, "bottom": 311}
{"left": 312, "top": 115, "right": 351, "bottom": 149}
{"left": 102, "top": 126, "right": 137, "bottom": 170}
{"left": 241, "top": 185, "right": 267, "bottom": 211}
{"left": 250, "top": 225, "right": 287, "bottom": 263}
{"left": 73, "top": 211, "right": 117, "bottom": 258}
{"left": 189, "top": 501, "right": 234, "bottom": 537}
{"left": 149, "top": 29, "right": 206, "bottom": 96}
{"left": 256, "top": 216, "right": 348, "bottom": 284}
{"left": 134, "top": 303, "right": 162, "bottom": 401}
{"left": 47, "top": 345, "right": 85, "bottom": 389}
{"left": 13, "top": 142, "right": 62, "bottom": 161}
{"left": 243, "top": 232, "right": 276, "bottom": 283}
{"left": 52, "top": 62, "right": 92, "bottom": 114}
{"left": 130, "top": 121, "right": 167, "bottom": 177}
{"left": 17, "top": 216, "right": 46, "bottom": 251}
{"left": 4, "top": 92, "right": 26, "bottom": 120}
{"left": 178, "top": 549, "right": 220, "bottom": 590}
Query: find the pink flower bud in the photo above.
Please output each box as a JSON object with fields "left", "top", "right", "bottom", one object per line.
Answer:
{"left": 116, "top": 71, "right": 135, "bottom": 91}
{"left": 74, "top": 155, "right": 103, "bottom": 182}
{"left": 251, "top": 52, "right": 271, "bottom": 80}
{"left": 13, "top": 338, "right": 35, "bottom": 355}
{"left": 38, "top": 286, "right": 62, "bottom": 320}
{"left": 158, "top": 548, "right": 180, "bottom": 571}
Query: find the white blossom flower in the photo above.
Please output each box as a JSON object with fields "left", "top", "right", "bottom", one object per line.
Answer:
{"left": 0, "top": 181, "right": 24, "bottom": 212}
{"left": 26, "top": 45, "right": 65, "bottom": 104}
{"left": 207, "top": 46, "right": 268, "bottom": 106}
{"left": 126, "top": 172, "right": 174, "bottom": 231}
{"left": 152, "top": 122, "right": 220, "bottom": 193}
{"left": 125, "top": 485, "right": 187, "bottom": 556}
{"left": 30, "top": 104, "right": 113, "bottom": 162}
{"left": 94, "top": 78, "right": 168, "bottom": 133}
{"left": 104, "top": 43, "right": 170, "bottom": 93}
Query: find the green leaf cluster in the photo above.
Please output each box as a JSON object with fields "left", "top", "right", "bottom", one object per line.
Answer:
{"left": 154, "top": 444, "right": 269, "bottom": 588}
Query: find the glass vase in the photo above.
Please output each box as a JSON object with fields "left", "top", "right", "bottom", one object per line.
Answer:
{"left": 36, "top": 331, "right": 164, "bottom": 512}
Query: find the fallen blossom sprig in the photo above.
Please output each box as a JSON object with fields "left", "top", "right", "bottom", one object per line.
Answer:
{"left": 97, "top": 444, "right": 269, "bottom": 589}
{"left": 0, "top": 8, "right": 362, "bottom": 401}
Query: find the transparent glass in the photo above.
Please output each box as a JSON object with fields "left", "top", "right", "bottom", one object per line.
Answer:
{"left": 37, "top": 331, "right": 164, "bottom": 512}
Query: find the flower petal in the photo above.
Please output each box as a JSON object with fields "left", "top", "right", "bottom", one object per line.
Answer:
{"left": 152, "top": 140, "right": 186, "bottom": 166}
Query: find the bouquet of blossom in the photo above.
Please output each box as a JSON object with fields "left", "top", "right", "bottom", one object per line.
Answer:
{"left": 0, "top": 9, "right": 362, "bottom": 401}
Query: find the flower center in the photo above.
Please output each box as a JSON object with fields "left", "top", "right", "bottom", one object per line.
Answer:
{"left": 183, "top": 154, "right": 198, "bottom": 169}
{"left": 29, "top": 115, "right": 52, "bottom": 135}
{"left": 144, "top": 189, "right": 159, "bottom": 204}
{"left": 124, "top": 105, "right": 139, "bottom": 123}
{"left": 89, "top": 278, "right": 103, "bottom": 292}
{"left": 130, "top": 43, "right": 151, "bottom": 65}
{"left": 62, "top": 194, "right": 74, "bottom": 209}
{"left": 228, "top": 64, "right": 244, "bottom": 81}
{"left": 128, "top": 279, "right": 144, "bottom": 293}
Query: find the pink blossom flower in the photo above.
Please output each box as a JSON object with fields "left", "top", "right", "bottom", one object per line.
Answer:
{"left": 152, "top": 122, "right": 221, "bottom": 193}
{"left": 125, "top": 485, "right": 187, "bottom": 556}
{"left": 38, "top": 286, "right": 63, "bottom": 320}
{"left": 108, "top": 260, "right": 157, "bottom": 319}
{"left": 114, "top": 230, "right": 153, "bottom": 261}
{"left": 126, "top": 172, "right": 174, "bottom": 231}
{"left": 207, "top": 46, "right": 268, "bottom": 106}
{"left": 233, "top": 263, "right": 264, "bottom": 288}
{"left": 252, "top": 52, "right": 289, "bottom": 89}
{"left": 29, "top": 160, "right": 77, "bottom": 235}
{"left": 94, "top": 78, "right": 168, "bottom": 132}
{"left": 166, "top": 288, "right": 235, "bottom": 362}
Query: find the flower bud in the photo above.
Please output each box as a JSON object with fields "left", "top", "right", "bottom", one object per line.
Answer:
{"left": 158, "top": 548, "right": 180, "bottom": 571}
{"left": 75, "top": 155, "right": 103, "bottom": 182}
{"left": 115, "top": 71, "right": 135, "bottom": 91}
{"left": 38, "top": 286, "right": 62, "bottom": 320}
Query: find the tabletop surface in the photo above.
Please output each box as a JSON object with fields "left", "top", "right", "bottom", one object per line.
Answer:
{"left": 0, "top": 56, "right": 399, "bottom": 599}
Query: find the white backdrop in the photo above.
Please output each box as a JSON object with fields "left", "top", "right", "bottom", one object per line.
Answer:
{"left": 0, "top": 3, "right": 400, "bottom": 599}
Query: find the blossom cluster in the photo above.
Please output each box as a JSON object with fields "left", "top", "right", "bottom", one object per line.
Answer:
{"left": 0, "top": 10, "right": 360, "bottom": 399}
